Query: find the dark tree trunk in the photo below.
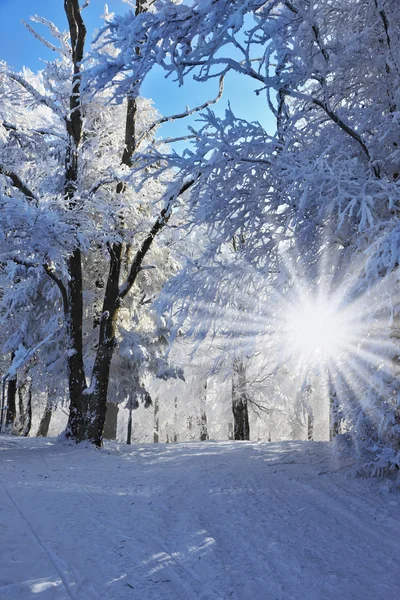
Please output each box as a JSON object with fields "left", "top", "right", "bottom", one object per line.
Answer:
{"left": 103, "top": 402, "right": 119, "bottom": 440}
{"left": 307, "top": 413, "right": 314, "bottom": 441}
{"left": 5, "top": 377, "right": 17, "bottom": 430}
{"left": 65, "top": 249, "right": 88, "bottom": 442}
{"left": 18, "top": 385, "right": 25, "bottom": 429}
{"left": 199, "top": 381, "right": 209, "bottom": 441}
{"left": 5, "top": 352, "right": 16, "bottom": 429}
{"left": 17, "top": 382, "right": 32, "bottom": 437}
{"left": 127, "top": 404, "right": 133, "bottom": 445}
{"left": 23, "top": 385, "right": 32, "bottom": 437}
{"left": 80, "top": 245, "right": 122, "bottom": 446}
{"left": 63, "top": 0, "right": 90, "bottom": 443}
{"left": 37, "top": 395, "right": 52, "bottom": 437}
{"left": 232, "top": 359, "right": 250, "bottom": 441}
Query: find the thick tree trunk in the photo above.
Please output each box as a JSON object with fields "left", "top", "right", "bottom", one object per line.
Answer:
{"left": 18, "top": 385, "right": 25, "bottom": 430}
{"left": 5, "top": 377, "right": 17, "bottom": 430}
{"left": 232, "top": 359, "right": 250, "bottom": 441}
{"left": 65, "top": 249, "right": 88, "bottom": 442}
{"left": 104, "top": 402, "right": 119, "bottom": 440}
{"left": 23, "top": 385, "right": 32, "bottom": 437}
{"left": 16, "top": 382, "right": 32, "bottom": 437}
{"left": 37, "top": 394, "right": 52, "bottom": 437}
{"left": 63, "top": 1, "right": 89, "bottom": 443}
{"left": 81, "top": 244, "right": 122, "bottom": 446}
{"left": 5, "top": 352, "right": 16, "bottom": 429}
{"left": 127, "top": 406, "right": 133, "bottom": 445}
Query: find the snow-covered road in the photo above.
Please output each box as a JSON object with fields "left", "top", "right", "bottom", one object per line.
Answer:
{"left": 0, "top": 437, "right": 398, "bottom": 599}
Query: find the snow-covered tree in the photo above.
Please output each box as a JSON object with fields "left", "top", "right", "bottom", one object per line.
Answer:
{"left": 0, "top": 0, "right": 200, "bottom": 445}
{"left": 94, "top": 0, "right": 400, "bottom": 466}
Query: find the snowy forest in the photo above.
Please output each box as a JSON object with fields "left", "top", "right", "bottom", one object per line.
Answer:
{"left": 0, "top": 0, "right": 399, "bottom": 472}
{"left": 1, "top": 2, "right": 400, "bottom": 599}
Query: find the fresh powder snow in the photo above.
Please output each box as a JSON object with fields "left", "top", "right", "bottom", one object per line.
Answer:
{"left": 0, "top": 437, "right": 399, "bottom": 599}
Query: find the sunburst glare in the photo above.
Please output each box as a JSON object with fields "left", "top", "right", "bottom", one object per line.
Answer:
{"left": 284, "top": 297, "right": 351, "bottom": 367}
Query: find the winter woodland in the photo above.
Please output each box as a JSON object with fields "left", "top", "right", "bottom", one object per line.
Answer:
{"left": 0, "top": 0, "right": 399, "bottom": 473}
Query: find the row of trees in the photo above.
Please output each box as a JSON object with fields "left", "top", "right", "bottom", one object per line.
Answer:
{"left": 0, "top": 0, "right": 399, "bottom": 470}
{"left": 0, "top": 0, "right": 194, "bottom": 447}
{"left": 0, "top": 0, "right": 261, "bottom": 445}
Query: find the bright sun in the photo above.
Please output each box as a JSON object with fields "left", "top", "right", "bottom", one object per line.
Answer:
{"left": 285, "top": 299, "right": 350, "bottom": 366}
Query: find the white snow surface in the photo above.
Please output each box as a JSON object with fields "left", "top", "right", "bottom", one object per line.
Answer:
{"left": 0, "top": 437, "right": 399, "bottom": 600}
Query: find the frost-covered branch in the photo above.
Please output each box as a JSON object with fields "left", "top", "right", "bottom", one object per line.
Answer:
{"left": 8, "top": 257, "right": 69, "bottom": 315}
{"left": 135, "top": 75, "right": 224, "bottom": 150}
{"left": 4, "top": 71, "right": 65, "bottom": 119}
{"left": 2, "top": 121, "right": 67, "bottom": 141}
{"left": 119, "top": 177, "right": 197, "bottom": 300}
{"left": 0, "top": 166, "right": 38, "bottom": 203}
{"left": 22, "top": 21, "right": 67, "bottom": 57}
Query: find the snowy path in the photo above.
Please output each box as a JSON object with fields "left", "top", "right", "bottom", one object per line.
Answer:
{"left": 0, "top": 437, "right": 399, "bottom": 599}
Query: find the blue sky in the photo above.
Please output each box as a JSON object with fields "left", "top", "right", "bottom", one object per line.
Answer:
{"left": 0, "top": 1, "right": 273, "bottom": 147}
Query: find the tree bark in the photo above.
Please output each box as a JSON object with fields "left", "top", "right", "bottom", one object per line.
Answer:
{"left": 16, "top": 382, "right": 32, "bottom": 437}
{"left": 232, "top": 359, "right": 250, "bottom": 441}
{"left": 5, "top": 353, "right": 16, "bottom": 430}
{"left": 37, "top": 405, "right": 52, "bottom": 438}
{"left": 65, "top": 249, "right": 87, "bottom": 442}
{"left": 126, "top": 407, "right": 133, "bottom": 445}
{"left": 103, "top": 402, "right": 119, "bottom": 440}
{"left": 23, "top": 385, "right": 32, "bottom": 437}
{"left": 37, "top": 394, "right": 52, "bottom": 437}
{"left": 5, "top": 381, "right": 17, "bottom": 430}
{"left": 80, "top": 246, "right": 122, "bottom": 446}
{"left": 64, "top": 0, "right": 89, "bottom": 443}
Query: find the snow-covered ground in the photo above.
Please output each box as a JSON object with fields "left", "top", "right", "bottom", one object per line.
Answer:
{"left": 0, "top": 437, "right": 399, "bottom": 600}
